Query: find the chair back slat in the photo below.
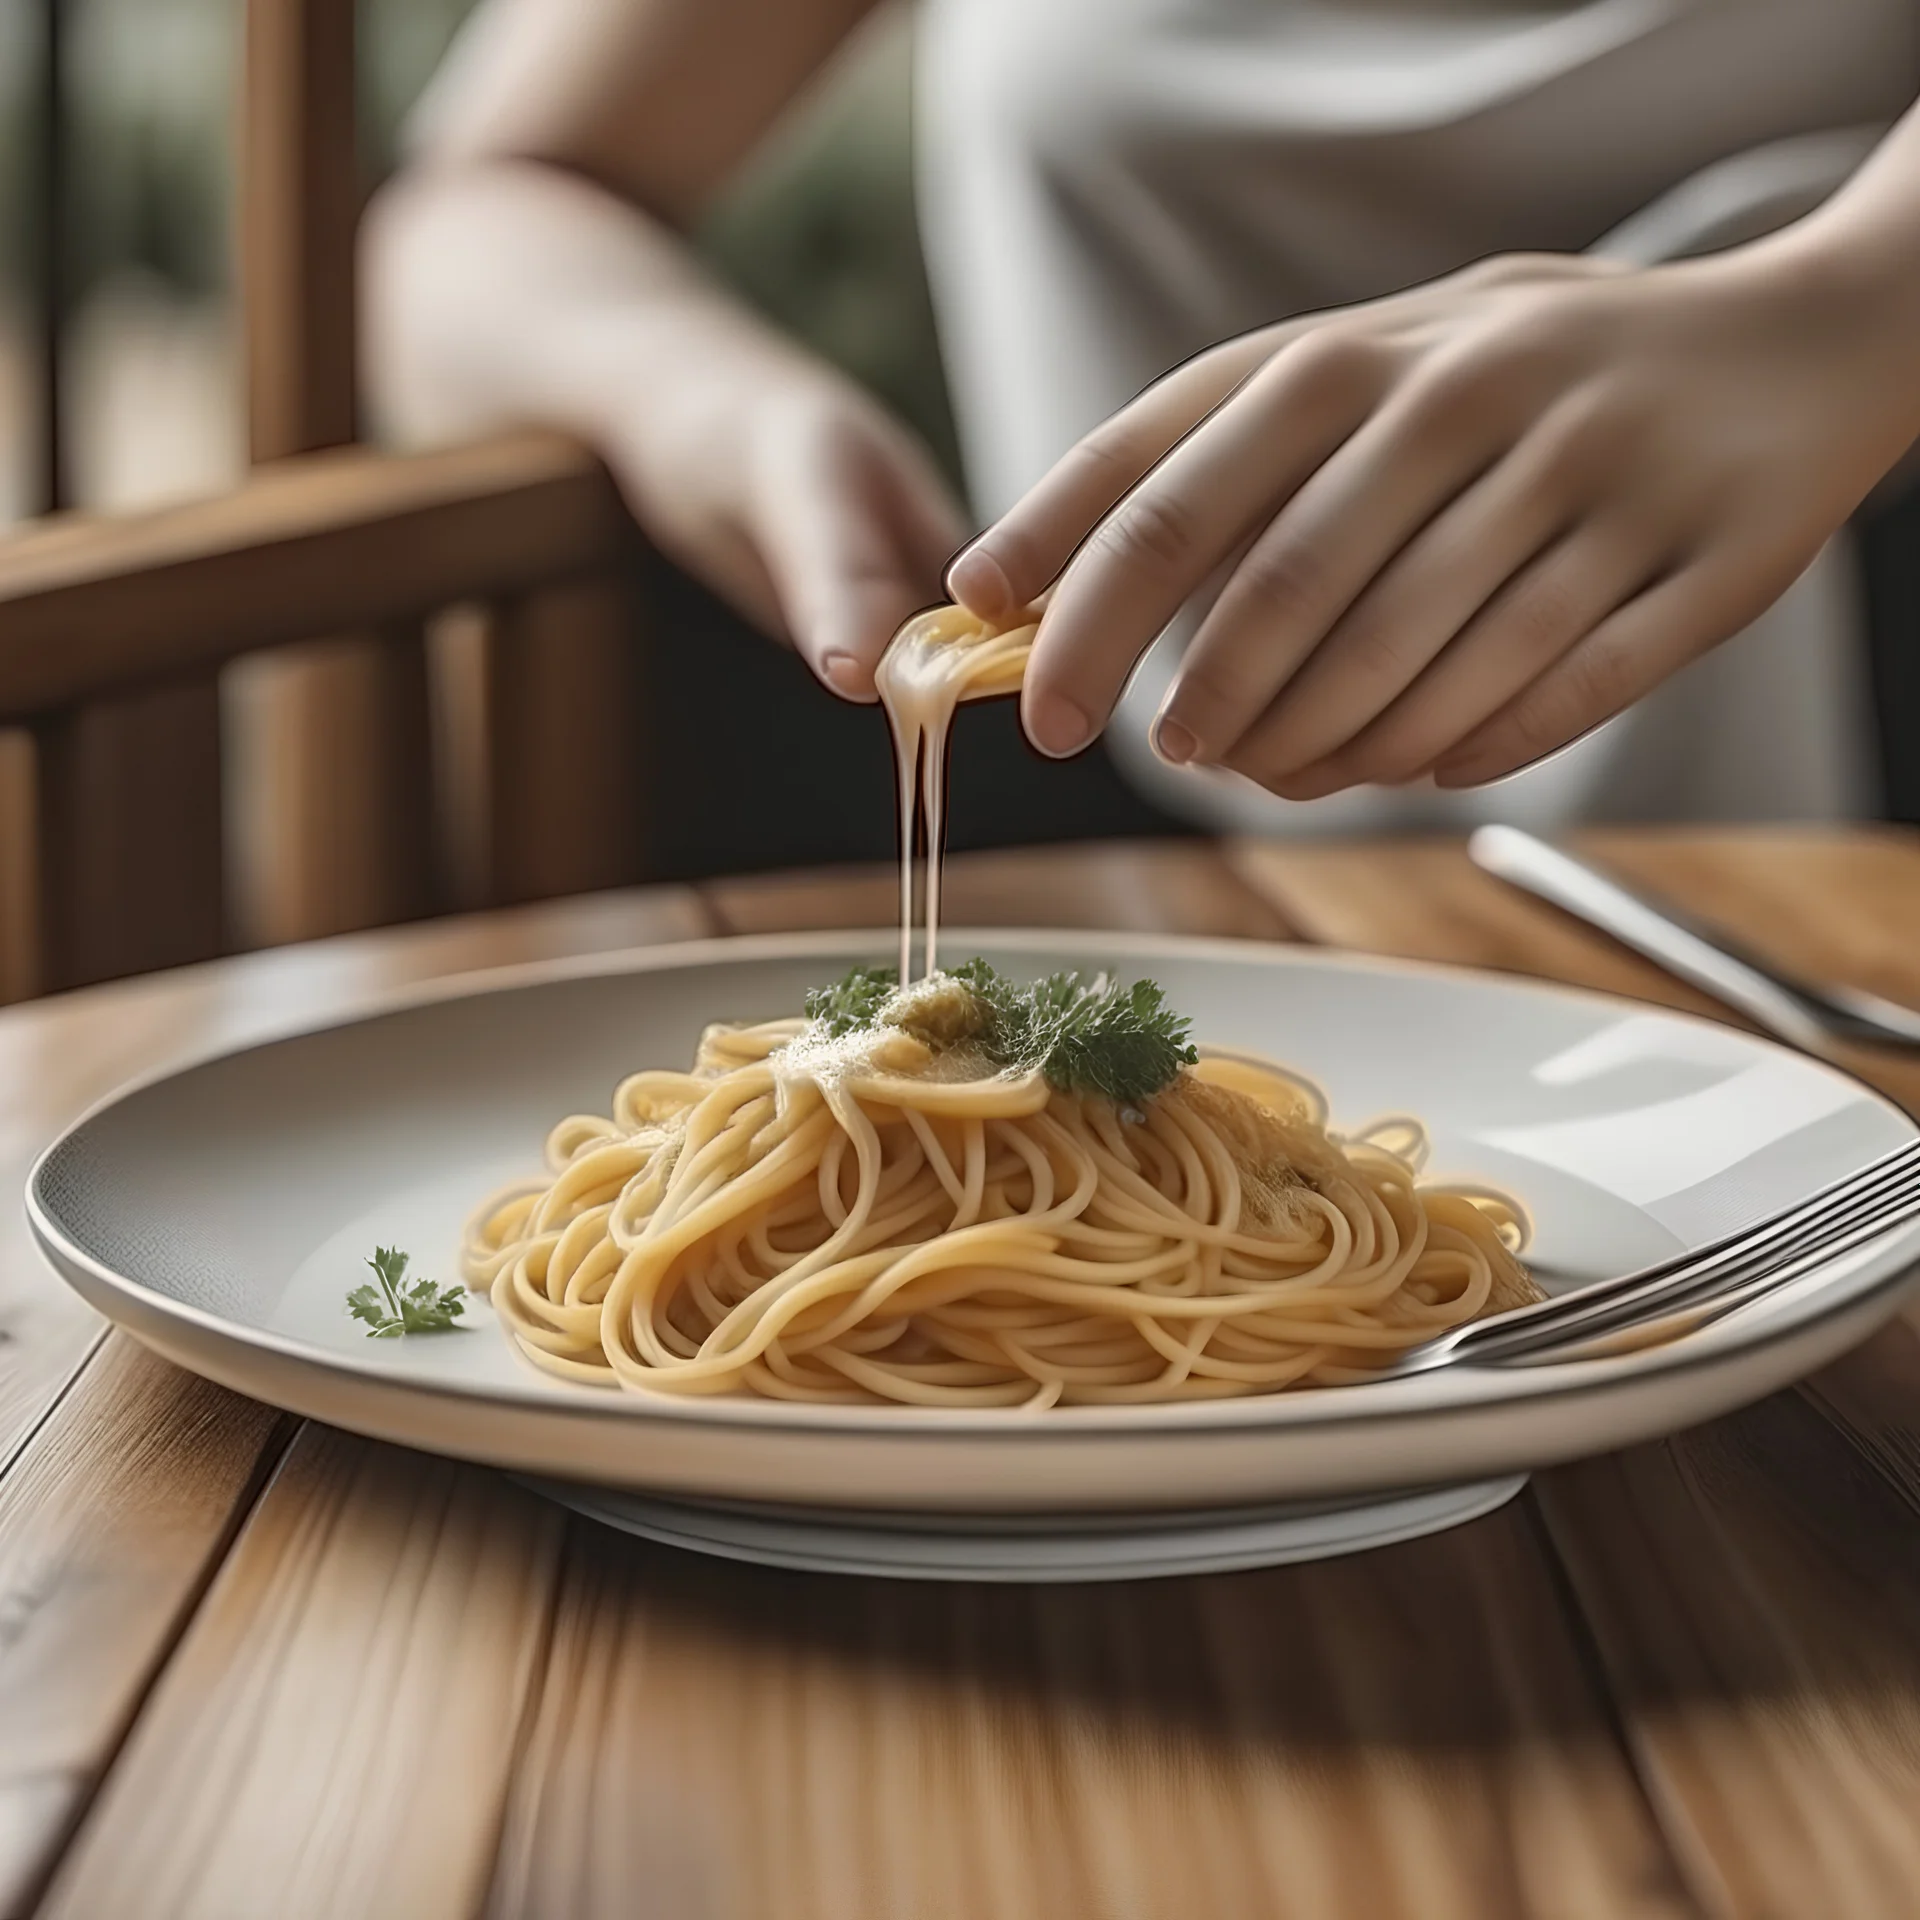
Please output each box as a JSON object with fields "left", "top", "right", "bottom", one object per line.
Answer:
{"left": 31, "top": 682, "right": 226, "bottom": 992}
{"left": 243, "top": 0, "right": 358, "bottom": 461}
{"left": 0, "top": 730, "right": 40, "bottom": 1001}
{"left": 226, "top": 627, "right": 436, "bottom": 948}
{"left": 232, "top": 0, "right": 441, "bottom": 948}
{"left": 480, "top": 575, "right": 648, "bottom": 906}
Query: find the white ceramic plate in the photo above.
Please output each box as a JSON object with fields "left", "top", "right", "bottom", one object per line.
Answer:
{"left": 29, "top": 931, "right": 1920, "bottom": 1517}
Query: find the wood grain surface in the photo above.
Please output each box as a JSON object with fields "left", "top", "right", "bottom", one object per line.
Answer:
{"left": 486, "top": 1516, "right": 1694, "bottom": 1920}
{"left": 39, "top": 1431, "right": 564, "bottom": 1920}
{"left": 0, "top": 1339, "right": 289, "bottom": 1917}
{"left": 2, "top": 832, "right": 1918, "bottom": 1918}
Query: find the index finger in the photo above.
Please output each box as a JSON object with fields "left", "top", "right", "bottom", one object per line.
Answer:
{"left": 946, "top": 333, "right": 1275, "bottom": 625}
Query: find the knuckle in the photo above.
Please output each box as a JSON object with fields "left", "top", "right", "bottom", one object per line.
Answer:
{"left": 1507, "top": 642, "right": 1627, "bottom": 755}
{"left": 1274, "top": 327, "right": 1387, "bottom": 399}
{"left": 1561, "top": 635, "right": 1638, "bottom": 715}
{"left": 1359, "top": 748, "right": 1427, "bottom": 789}
{"left": 1342, "top": 714, "right": 1430, "bottom": 787}
{"left": 1233, "top": 538, "right": 1329, "bottom": 629}
{"left": 1340, "top": 620, "right": 1415, "bottom": 691}
{"left": 1094, "top": 486, "right": 1201, "bottom": 572}
{"left": 1065, "top": 432, "right": 1147, "bottom": 501}
{"left": 1501, "top": 575, "right": 1583, "bottom": 660}
{"left": 1453, "top": 251, "right": 1564, "bottom": 292}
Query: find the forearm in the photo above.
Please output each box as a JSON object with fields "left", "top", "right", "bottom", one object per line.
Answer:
{"left": 362, "top": 158, "right": 829, "bottom": 473}
{"left": 361, "top": 148, "right": 964, "bottom": 689}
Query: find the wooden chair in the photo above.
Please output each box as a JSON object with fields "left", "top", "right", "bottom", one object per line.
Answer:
{"left": 0, "top": 0, "right": 647, "bottom": 1002}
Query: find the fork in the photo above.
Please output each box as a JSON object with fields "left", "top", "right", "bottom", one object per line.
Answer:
{"left": 1467, "top": 825, "right": 1920, "bottom": 1051}
{"left": 1382, "top": 1137, "right": 1920, "bottom": 1375}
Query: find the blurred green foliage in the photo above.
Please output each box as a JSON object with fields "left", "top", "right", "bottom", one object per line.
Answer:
{"left": 0, "top": 0, "right": 960, "bottom": 488}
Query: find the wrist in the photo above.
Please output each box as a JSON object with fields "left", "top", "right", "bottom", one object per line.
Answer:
{"left": 1750, "top": 197, "right": 1920, "bottom": 422}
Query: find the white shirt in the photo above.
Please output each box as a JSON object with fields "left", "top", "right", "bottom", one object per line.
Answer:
{"left": 916, "top": 0, "right": 1917, "bottom": 829}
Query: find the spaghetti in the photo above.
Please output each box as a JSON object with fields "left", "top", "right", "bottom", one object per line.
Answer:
{"left": 463, "top": 981, "right": 1537, "bottom": 1407}
{"left": 464, "top": 605, "right": 1537, "bottom": 1405}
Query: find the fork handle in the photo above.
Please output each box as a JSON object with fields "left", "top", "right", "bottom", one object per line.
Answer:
{"left": 1467, "top": 826, "right": 1832, "bottom": 1051}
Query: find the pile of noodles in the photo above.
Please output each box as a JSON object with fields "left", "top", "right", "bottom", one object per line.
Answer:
{"left": 463, "top": 982, "right": 1537, "bottom": 1408}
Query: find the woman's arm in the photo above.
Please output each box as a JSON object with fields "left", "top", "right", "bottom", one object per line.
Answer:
{"left": 364, "top": 0, "right": 964, "bottom": 699}
{"left": 950, "top": 102, "right": 1920, "bottom": 791}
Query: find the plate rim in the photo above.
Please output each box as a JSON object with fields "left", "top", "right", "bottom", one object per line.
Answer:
{"left": 28, "top": 925, "right": 1920, "bottom": 1443}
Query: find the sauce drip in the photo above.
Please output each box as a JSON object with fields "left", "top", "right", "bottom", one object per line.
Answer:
{"left": 873, "top": 605, "right": 1037, "bottom": 983}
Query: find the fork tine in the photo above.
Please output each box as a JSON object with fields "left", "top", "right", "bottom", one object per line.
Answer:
{"left": 1471, "top": 1171, "right": 1920, "bottom": 1364}
{"left": 1488, "top": 1194, "right": 1920, "bottom": 1367}
{"left": 1384, "top": 1138, "right": 1920, "bottom": 1378}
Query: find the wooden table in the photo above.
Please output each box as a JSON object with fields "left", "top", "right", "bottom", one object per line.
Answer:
{"left": 4, "top": 829, "right": 1920, "bottom": 1920}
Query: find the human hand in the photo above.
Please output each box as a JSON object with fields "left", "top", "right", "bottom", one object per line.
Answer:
{"left": 610, "top": 343, "right": 966, "bottom": 702}
{"left": 948, "top": 244, "right": 1920, "bottom": 792}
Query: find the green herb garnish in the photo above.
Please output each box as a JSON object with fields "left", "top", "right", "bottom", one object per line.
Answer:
{"left": 807, "top": 958, "right": 1198, "bottom": 1104}
{"left": 953, "top": 958, "right": 1198, "bottom": 1103}
{"left": 803, "top": 963, "right": 899, "bottom": 1037}
{"left": 346, "top": 1246, "right": 468, "bottom": 1338}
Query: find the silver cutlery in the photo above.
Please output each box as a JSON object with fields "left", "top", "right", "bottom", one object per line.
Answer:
{"left": 1385, "top": 1138, "right": 1920, "bottom": 1373}
{"left": 1467, "top": 824, "right": 1920, "bottom": 1051}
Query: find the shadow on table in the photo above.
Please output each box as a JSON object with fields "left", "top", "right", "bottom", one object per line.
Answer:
{"left": 537, "top": 1374, "right": 1920, "bottom": 1758}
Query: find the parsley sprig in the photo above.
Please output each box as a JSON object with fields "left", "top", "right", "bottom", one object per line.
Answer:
{"left": 804, "top": 958, "right": 1197, "bottom": 1104}
{"left": 951, "top": 958, "right": 1197, "bottom": 1103}
{"left": 346, "top": 1246, "right": 468, "bottom": 1338}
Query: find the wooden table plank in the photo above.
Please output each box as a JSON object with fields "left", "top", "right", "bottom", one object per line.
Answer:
{"left": 1233, "top": 827, "right": 1920, "bottom": 1917}
{"left": 0, "top": 884, "right": 710, "bottom": 1914}
{"left": 0, "top": 1338, "right": 289, "bottom": 1917}
{"left": 1583, "top": 827, "right": 1920, "bottom": 1020}
{"left": 486, "top": 1514, "right": 1696, "bottom": 1920}
{"left": 1540, "top": 1396, "right": 1920, "bottom": 1917}
{"left": 38, "top": 1428, "right": 565, "bottom": 1920}
{"left": 706, "top": 840, "right": 1297, "bottom": 942}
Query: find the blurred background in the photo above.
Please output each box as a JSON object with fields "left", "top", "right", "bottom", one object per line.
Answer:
{"left": 0, "top": 0, "right": 959, "bottom": 520}
{"left": 0, "top": 0, "right": 1178, "bottom": 1005}
{"left": 1, "top": 0, "right": 1915, "bottom": 1009}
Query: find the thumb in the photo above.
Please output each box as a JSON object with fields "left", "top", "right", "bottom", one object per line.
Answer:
{"left": 754, "top": 421, "right": 967, "bottom": 702}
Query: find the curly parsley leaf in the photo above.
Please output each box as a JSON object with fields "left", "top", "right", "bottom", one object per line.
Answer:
{"left": 346, "top": 1245, "right": 468, "bottom": 1339}
{"left": 952, "top": 959, "right": 1197, "bottom": 1103}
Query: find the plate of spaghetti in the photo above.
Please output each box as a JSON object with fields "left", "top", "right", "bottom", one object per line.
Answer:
{"left": 27, "top": 929, "right": 1920, "bottom": 1535}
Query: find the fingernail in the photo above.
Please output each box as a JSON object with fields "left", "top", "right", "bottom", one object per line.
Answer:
{"left": 1153, "top": 717, "right": 1197, "bottom": 766}
{"left": 1026, "top": 690, "right": 1092, "bottom": 758}
{"left": 821, "top": 651, "right": 874, "bottom": 699}
{"left": 946, "top": 545, "right": 1014, "bottom": 619}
